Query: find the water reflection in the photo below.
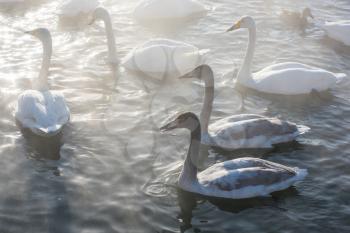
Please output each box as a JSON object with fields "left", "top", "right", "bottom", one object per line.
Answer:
{"left": 177, "top": 186, "right": 300, "bottom": 233}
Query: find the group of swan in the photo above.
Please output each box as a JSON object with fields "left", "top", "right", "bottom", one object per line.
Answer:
{"left": 9, "top": 3, "right": 350, "bottom": 200}
{"left": 161, "top": 112, "right": 307, "bottom": 199}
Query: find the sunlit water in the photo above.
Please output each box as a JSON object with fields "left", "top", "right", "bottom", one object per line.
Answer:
{"left": 0, "top": 0, "right": 350, "bottom": 232}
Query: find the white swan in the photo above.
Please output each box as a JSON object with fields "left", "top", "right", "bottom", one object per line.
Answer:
{"left": 161, "top": 112, "right": 307, "bottom": 199}
{"left": 122, "top": 39, "right": 207, "bottom": 80}
{"left": 320, "top": 20, "right": 350, "bottom": 47}
{"left": 89, "top": 7, "right": 206, "bottom": 80}
{"left": 134, "top": 0, "right": 207, "bottom": 22}
{"left": 58, "top": 0, "right": 99, "bottom": 28}
{"left": 15, "top": 28, "right": 70, "bottom": 137}
{"left": 89, "top": 7, "right": 118, "bottom": 65}
{"left": 180, "top": 65, "right": 309, "bottom": 150}
{"left": 227, "top": 16, "right": 346, "bottom": 95}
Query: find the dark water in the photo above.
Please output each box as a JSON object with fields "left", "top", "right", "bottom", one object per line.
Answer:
{"left": 0, "top": 0, "right": 350, "bottom": 232}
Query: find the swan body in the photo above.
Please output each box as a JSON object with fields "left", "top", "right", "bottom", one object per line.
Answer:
{"left": 227, "top": 16, "right": 346, "bottom": 95}
{"left": 181, "top": 65, "right": 309, "bottom": 150}
{"left": 161, "top": 112, "right": 307, "bottom": 199}
{"left": 321, "top": 20, "right": 350, "bottom": 46}
{"left": 280, "top": 8, "right": 313, "bottom": 28}
{"left": 134, "top": 0, "right": 207, "bottom": 21}
{"left": 59, "top": 0, "right": 99, "bottom": 17}
{"left": 122, "top": 39, "right": 207, "bottom": 80}
{"left": 15, "top": 28, "right": 70, "bottom": 137}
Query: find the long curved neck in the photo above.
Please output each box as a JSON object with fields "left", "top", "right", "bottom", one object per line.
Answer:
{"left": 237, "top": 25, "right": 256, "bottom": 83}
{"left": 179, "top": 126, "right": 201, "bottom": 188}
{"left": 200, "top": 71, "right": 214, "bottom": 135}
{"left": 37, "top": 37, "right": 52, "bottom": 91}
{"left": 98, "top": 9, "right": 117, "bottom": 64}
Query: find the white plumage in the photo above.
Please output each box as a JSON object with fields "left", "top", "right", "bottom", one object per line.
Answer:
{"left": 15, "top": 28, "right": 70, "bottom": 137}
{"left": 122, "top": 39, "right": 207, "bottom": 80}
{"left": 133, "top": 0, "right": 207, "bottom": 22}
{"left": 58, "top": 0, "right": 99, "bottom": 17}
{"left": 227, "top": 16, "right": 346, "bottom": 95}
{"left": 321, "top": 20, "right": 350, "bottom": 47}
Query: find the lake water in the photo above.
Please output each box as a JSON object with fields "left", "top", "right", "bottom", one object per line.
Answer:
{"left": 0, "top": 0, "right": 350, "bottom": 232}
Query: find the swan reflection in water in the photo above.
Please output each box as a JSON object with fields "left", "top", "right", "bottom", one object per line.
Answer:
{"left": 177, "top": 187, "right": 299, "bottom": 233}
{"left": 21, "top": 127, "right": 65, "bottom": 162}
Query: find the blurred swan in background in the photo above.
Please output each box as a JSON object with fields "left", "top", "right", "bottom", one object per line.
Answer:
{"left": 89, "top": 7, "right": 118, "bottom": 65}
{"left": 280, "top": 7, "right": 314, "bottom": 28}
{"left": 320, "top": 20, "right": 350, "bottom": 47}
{"left": 89, "top": 7, "right": 207, "bottom": 80}
{"left": 227, "top": 16, "right": 346, "bottom": 95}
{"left": 181, "top": 65, "right": 309, "bottom": 150}
{"left": 133, "top": 0, "right": 207, "bottom": 22}
{"left": 58, "top": 0, "right": 100, "bottom": 28}
{"left": 161, "top": 112, "right": 307, "bottom": 199}
{"left": 122, "top": 39, "right": 207, "bottom": 80}
{"left": 15, "top": 28, "right": 70, "bottom": 137}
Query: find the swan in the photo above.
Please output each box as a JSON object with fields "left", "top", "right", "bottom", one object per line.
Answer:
{"left": 133, "top": 0, "right": 207, "bottom": 22}
{"left": 280, "top": 7, "right": 313, "bottom": 28}
{"left": 122, "top": 39, "right": 207, "bottom": 80}
{"left": 89, "top": 7, "right": 118, "bottom": 65}
{"left": 226, "top": 16, "right": 346, "bottom": 95}
{"left": 180, "top": 65, "right": 309, "bottom": 150}
{"left": 160, "top": 112, "right": 307, "bottom": 199}
{"left": 88, "top": 7, "right": 206, "bottom": 80}
{"left": 15, "top": 28, "right": 70, "bottom": 137}
{"left": 320, "top": 20, "right": 350, "bottom": 47}
{"left": 58, "top": 0, "right": 99, "bottom": 28}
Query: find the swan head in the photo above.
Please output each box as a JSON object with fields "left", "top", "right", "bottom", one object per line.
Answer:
{"left": 89, "top": 7, "right": 109, "bottom": 25}
{"left": 302, "top": 8, "right": 313, "bottom": 19}
{"left": 160, "top": 112, "right": 200, "bottom": 133}
{"left": 179, "top": 65, "right": 213, "bottom": 80}
{"left": 226, "top": 16, "right": 255, "bottom": 31}
{"left": 25, "top": 28, "right": 51, "bottom": 43}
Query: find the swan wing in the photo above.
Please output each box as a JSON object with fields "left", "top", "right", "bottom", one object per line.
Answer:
{"left": 134, "top": 0, "right": 207, "bottom": 21}
{"left": 122, "top": 39, "right": 204, "bottom": 79}
{"left": 198, "top": 158, "right": 307, "bottom": 198}
{"left": 16, "top": 90, "right": 70, "bottom": 136}
{"left": 252, "top": 63, "right": 344, "bottom": 94}
{"left": 208, "top": 117, "right": 302, "bottom": 149}
{"left": 322, "top": 21, "right": 350, "bottom": 46}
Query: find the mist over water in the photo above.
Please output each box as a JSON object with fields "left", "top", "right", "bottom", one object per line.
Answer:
{"left": 0, "top": 0, "right": 350, "bottom": 232}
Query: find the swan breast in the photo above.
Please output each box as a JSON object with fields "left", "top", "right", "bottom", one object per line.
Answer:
{"left": 16, "top": 90, "right": 70, "bottom": 136}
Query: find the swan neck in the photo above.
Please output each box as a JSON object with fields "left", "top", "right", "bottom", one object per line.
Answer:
{"left": 238, "top": 25, "right": 256, "bottom": 83}
{"left": 38, "top": 37, "right": 52, "bottom": 91}
{"left": 100, "top": 10, "right": 117, "bottom": 64}
{"left": 179, "top": 126, "right": 200, "bottom": 187}
{"left": 200, "top": 71, "right": 214, "bottom": 135}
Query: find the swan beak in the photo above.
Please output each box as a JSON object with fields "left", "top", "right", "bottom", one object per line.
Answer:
{"left": 160, "top": 120, "right": 179, "bottom": 132}
{"left": 226, "top": 20, "right": 241, "bottom": 32}
{"left": 179, "top": 70, "right": 196, "bottom": 79}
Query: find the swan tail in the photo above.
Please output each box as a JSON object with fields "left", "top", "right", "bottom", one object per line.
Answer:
{"left": 296, "top": 124, "right": 310, "bottom": 135}
{"left": 335, "top": 73, "right": 347, "bottom": 84}
{"left": 293, "top": 168, "right": 308, "bottom": 182}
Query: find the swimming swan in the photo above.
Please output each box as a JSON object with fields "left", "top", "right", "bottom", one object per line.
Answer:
{"left": 280, "top": 7, "right": 313, "bottom": 28}
{"left": 180, "top": 65, "right": 309, "bottom": 150}
{"left": 161, "top": 112, "right": 307, "bottom": 199}
{"left": 320, "top": 20, "right": 350, "bottom": 47}
{"left": 89, "top": 7, "right": 118, "bottom": 65}
{"left": 227, "top": 16, "right": 346, "bottom": 95}
{"left": 15, "top": 28, "right": 70, "bottom": 137}
{"left": 133, "top": 0, "right": 207, "bottom": 22}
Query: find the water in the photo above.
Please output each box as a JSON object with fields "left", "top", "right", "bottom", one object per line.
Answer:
{"left": 0, "top": 0, "right": 350, "bottom": 232}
